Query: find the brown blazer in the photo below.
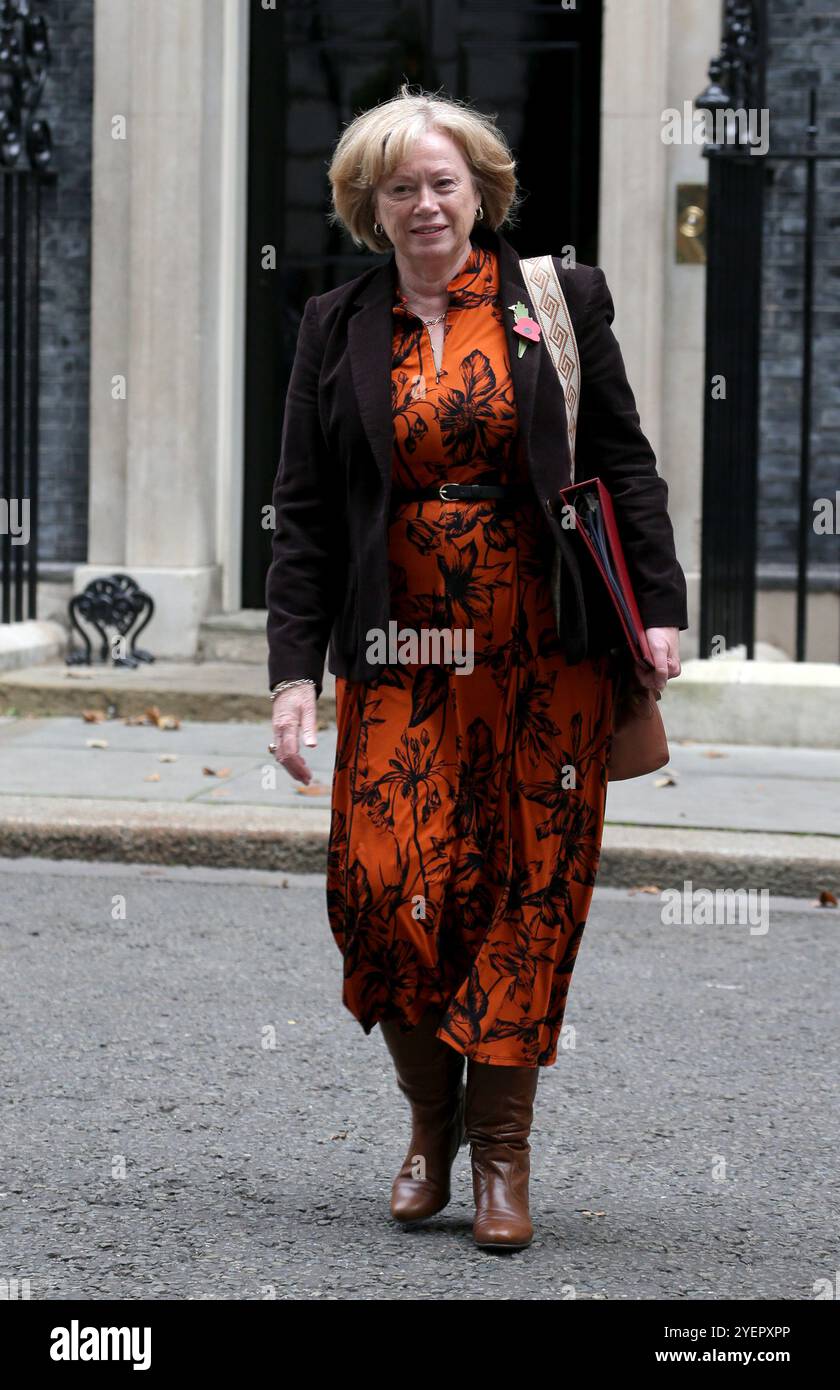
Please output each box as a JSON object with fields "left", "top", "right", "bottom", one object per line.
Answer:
{"left": 265, "top": 222, "right": 688, "bottom": 695}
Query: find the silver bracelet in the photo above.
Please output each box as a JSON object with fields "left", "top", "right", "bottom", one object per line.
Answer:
{"left": 269, "top": 677, "right": 316, "bottom": 700}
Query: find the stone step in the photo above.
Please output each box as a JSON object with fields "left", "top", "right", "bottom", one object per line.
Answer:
{"left": 198, "top": 609, "right": 271, "bottom": 664}
{"left": 0, "top": 659, "right": 336, "bottom": 725}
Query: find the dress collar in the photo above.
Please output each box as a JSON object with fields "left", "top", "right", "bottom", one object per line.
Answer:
{"left": 392, "top": 238, "right": 498, "bottom": 315}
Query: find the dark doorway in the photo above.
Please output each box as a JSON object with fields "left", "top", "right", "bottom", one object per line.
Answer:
{"left": 242, "top": 0, "right": 604, "bottom": 608}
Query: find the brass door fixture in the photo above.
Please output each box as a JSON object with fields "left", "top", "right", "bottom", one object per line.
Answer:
{"left": 676, "top": 184, "right": 707, "bottom": 262}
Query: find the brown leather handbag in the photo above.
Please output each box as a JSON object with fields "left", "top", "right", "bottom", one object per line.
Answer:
{"left": 519, "top": 253, "right": 670, "bottom": 781}
{"left": 609, "top": 661, "right": 669, "bottom": 781}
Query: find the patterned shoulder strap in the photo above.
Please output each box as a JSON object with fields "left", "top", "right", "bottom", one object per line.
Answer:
{"left": 518, "top": 254, "right": 580, "bottom": 484}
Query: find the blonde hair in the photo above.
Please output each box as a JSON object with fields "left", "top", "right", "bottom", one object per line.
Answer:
{"left": 327, "top": 83, "right": 521, "bottom": 253}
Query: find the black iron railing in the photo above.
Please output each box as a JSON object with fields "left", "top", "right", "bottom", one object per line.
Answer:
{"left": 0, "top": 0, "right": 54, "bottom": 625}
{"left": 697, "top": 0, "right": 840, "bottom": 661}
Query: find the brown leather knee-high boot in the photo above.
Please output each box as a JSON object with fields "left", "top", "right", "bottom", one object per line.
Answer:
{"left": 380, "top": 1009, "right": 467, "bottom": 1222}
{"left": 465, "top": 1059, "right": 540, "bottom": 1249}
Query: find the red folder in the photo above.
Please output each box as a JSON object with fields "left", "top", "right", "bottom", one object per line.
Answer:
{"left": 556, "top": 476, "right": 654, "bottom": 669}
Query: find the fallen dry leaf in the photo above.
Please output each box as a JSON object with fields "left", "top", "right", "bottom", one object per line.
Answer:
{"left": 81, "top": 709, "right": 107, "bottom": 723}
{"left": 137, "top": 706, "right": 181, "bottom": 730}
{"left": 158, "top": 754, "right": 178, "bottom": 763}
{"left": 85, "top": 738, "right": 109, "bottom": 749}
{"left": 654, "top": 774, "right": 678, "bottom": 788}
{"left": 202, "top": 766, "right": 231, "bottom": 777}
{"left": 144, "top": 773, "right": 161, "bottom": 782}
{"left": 702, "top": 749, "right": 727, "bottom": 758}
{"left": 296, "top": 781, "right": 331, "bottom": 796}
{"left": 123, "top": 709, "right": 179, "bottom": 728}
{"left": 817, "top": 890, "right": 838, "bottom": 908}
{"left": 629, "top": 884, "right": 661, "bottom": 895}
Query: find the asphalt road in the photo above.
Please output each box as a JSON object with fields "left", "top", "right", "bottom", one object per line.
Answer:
{"left": 0, "top": 857, "right": 837, "bottom": 1301}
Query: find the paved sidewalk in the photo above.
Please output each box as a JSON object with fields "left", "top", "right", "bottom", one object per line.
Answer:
{"left": 0, "top": 713, "right": 838, "bottom": 893}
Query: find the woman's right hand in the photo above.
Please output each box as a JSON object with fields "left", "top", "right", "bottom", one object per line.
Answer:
{"left": 271, "top": 683, "right": 318, "bottom": 784}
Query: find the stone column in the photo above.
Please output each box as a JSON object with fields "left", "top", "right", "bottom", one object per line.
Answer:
{"left": 599, "top": 0, "right": 719, "bottom": 656}
{"left": 79, "top": 0, "right": 248, "bottom": 655}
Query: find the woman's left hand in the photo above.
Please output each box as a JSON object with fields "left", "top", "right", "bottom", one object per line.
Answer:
{"left": 634, "top": 627, "right": 681, "bottom": 692}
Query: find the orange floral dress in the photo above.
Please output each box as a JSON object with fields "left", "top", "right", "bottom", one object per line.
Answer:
{"left": 326, "top": 240, "right": 615, "bottom": 1067}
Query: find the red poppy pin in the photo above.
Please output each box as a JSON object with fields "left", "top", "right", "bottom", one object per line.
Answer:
{"left": 509, "top": 300, "right": 541, "bottom": 358}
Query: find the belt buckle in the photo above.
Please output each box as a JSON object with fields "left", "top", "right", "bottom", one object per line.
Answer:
{"left": 439, "top": 483, "right": 458, "bottom": 501}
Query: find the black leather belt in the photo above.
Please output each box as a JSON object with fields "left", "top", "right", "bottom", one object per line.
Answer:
{"left": 390, "top": 482, "right": 531, "bottom": 504}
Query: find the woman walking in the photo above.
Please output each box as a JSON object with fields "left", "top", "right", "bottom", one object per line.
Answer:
{"left": 265, "top": 86, "right": 687, "bottom": 1249}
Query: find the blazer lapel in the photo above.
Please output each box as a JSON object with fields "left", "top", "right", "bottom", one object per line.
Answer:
{"left": 347, "top": 259, "right": 398, "bottom": 488}
{"left": 491, "top": 227, "right": 571, "bottom": 499}
{"left": 498, "top": 265, "right": 542, "bottom": 466}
